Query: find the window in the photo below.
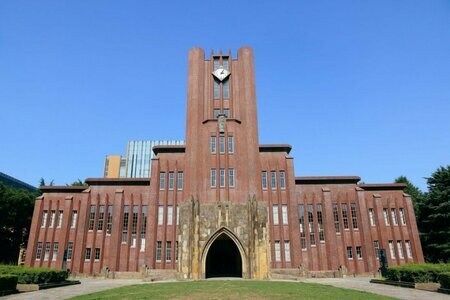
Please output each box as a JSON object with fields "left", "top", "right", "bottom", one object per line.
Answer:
{"left": 389, "top": 240, "right": 396, "bottom": 259}
{"left": 210, "top": 136, "right": 216, "bottom": 153}
{"left": 85, "top": 248, "right": 91, "bottom": 261}
{"left": 350, "top": 203, "right": 358, "bottom": 230}
{"left": 374, "top": 240, "right": 380, "bottom": 258}
{"left": 280, "top": 171, "right": 286, "bottom": 189}
{"left": 308, "top": 204, "right": 316, "bottom": 246}
{"left": 213, "top": 79, "right": 220, "bottom": 100}
{"left": 177, "top": 172, "right": 184, "bottom": 190}
{"left": 167, "top": 205, "right": 173, "bottom": 225}
{"left": 211, "top": 169, "right": 217, "bottom": 187}
{"left": 97, "top": 205, "right": 105, "bottom": 231}
{"left": 397, "top": 240, "right": 404, "bottom": 259}
{"left": 347, "top": 246, "right": 353, "bottom": 260}
{"left": 176, "top": 206, "right": 179, "bottom": 225}
{"left": 341, "top": 203, "right": 349, "bottom": 229}
{"left": 41, "top": 210, "right": 48, "bottom": 228}
{"left": 229, "top": 168, "right": 235, "bottom": 187}
{"left": 270, "top": 171, "right": 277, "bottom": 190}
{"left": 122, "top": 205, "right": 129, "bottom": 243}
{"left": 219, "top": 136, "right": 225, "bottom": 153}
{"left": 168, "top": 172, "right": 174, "bottom": 190}
{"left": 274, "top": 241, "right": 281, "bottom": 262}
{"left": 67, "top": 242, "right": 73, "bottom": 260}
{"left": 158, "top": 205, "right": 164, "bottom": 225}
{"left": 272, "top": 205, "right": 279, "bottom": 225}
{"left": 262, "top": 171, "right": 268, "bottom": 189}
{"left": 282, "top": 204, "right": 288, "bottom": 224}
{"left": 49, "top": 210, "right": 56, "bottom": 228}
{"left": 71, "top": 210, "right": 78, "bottom": 229}
{"left": 220, "top": 168, "right": 225, "bottom": 187}
{"left": 369, "top": 208, "right": 376, "bottom": 226}
{"left": 223, "top": 80, "right": 230, "bottom": 99}
{"left": 44, "top": 242, "right": 51, "bottom": 261}
{"left": 391, "top": 208, "right": 398, "bottom": 226}
{"left": 298, "top": 204, "right": 307, "bottom": 249}
{"left": 159, "top": 172, "right": 166, "bottom": 190}
{"left": 228, "top": 136, "right": 234, "bottom": 153}
{"left": 356, "top": 246, "right": 363, "bottom": 260}
{"left": 156, "top": 241, "right": 162, "bottom": 262}
{"left": 383, "top": 208, "right": 390, "bottom": 226}
{"left": 399, "top": 208, "right": 406, "bottom": 225}
{"left": 222, "top": 57, "right": 229, "bottom": 70}
{"left": 166, "top": 241, "right": 172, "bottom": 262}
{"left": 131, "top": 205, "right": 138, "bottom": 247}
{"left": 213, "top": 108, "right": 220, "bottom": 118}
{"left": 175, "top": 241, "right": 179, "bottom": 262}
{"left": 405, "top": 240, "right": 413, "bottom": 258}
{"left": 213, "top": 57, "right": 220, "bottom": 70}
{"left": 94, "top": 248, "right": 101, "bottom": 261}
{"left": 106, "top": 206, "right": 113, "bottom": 234}
{"left": 88, "top": 205, "right": 96, "bottom": 231}
{"left": 317, "top": 204, "right": 325, "bottom": 242}
{"left": 140, "top": 206, "right": 147, "bottom": 252}
{"left": 56, "top": 210, "right": 63, "bottom": 228}
{"left": 223, "top": 108, "right": 230, "bottom": 117}
{"left": 36, "top": 242, "right": 43, "bottom": 260}
{"left": 333, "top": 204, "right": 340, "bottom": 233}
{"left": 52, "top": 242, "right": 58, "bottom": 261}
{"left": 284, "top": 241, "right": 291, "bottom": 262}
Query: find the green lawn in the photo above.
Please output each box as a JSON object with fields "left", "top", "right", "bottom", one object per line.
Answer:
{"left": 71, "top": 280, "right": 394, "bottom": 300}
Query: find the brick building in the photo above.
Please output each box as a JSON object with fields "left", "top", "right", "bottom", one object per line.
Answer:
{"left": 25, "top": 47, "right": 424, "bottom": 279}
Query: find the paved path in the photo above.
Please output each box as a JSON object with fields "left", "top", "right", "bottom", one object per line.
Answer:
{"left": 302, "top": 277, "right": 450, "bottom": 300}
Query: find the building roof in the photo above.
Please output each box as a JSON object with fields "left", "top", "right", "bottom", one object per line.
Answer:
{"left": 0, "top": 172, "right": 37, "bottom": 192}
{"left": 259, "top": 144, "right": 292, "bottom": 154}
{"left": 39, "top": 186, "right": 87, "bottom": 193}
{"left": 295, "top": 176, "right": 361, "bottom": 184}
{"left": 85, "top": 178, "right": 151, "bottom": 186}
{"left": 357, "top": 183, "right": 407, "bottom": 191}
{"left": 152, "top": 145, "right": 186, "bottom": 155}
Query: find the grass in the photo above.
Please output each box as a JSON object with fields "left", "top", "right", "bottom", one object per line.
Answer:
{"left": 71, "top": 280, "right": 394, "bottom": 300}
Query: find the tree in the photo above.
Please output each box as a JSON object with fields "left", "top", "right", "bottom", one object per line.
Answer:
{"left": 394, "top": 176, "right": 425, "bottom": 218}
{"left": 67, "top": 179, "right": 87, "bottom": 186}
{"left": 419, "top": 165, "right": 450, "bottom": 262}
{"left": 39, "top": 178, "right": 54, "bottom": 187}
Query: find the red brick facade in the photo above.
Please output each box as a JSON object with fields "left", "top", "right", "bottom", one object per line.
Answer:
{"left": 25, "top": 47, "right": 424, "bottom": 278}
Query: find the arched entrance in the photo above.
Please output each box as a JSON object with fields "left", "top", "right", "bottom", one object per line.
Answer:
{"left": 205, "top": 232, "right": 243, "bottom": 278}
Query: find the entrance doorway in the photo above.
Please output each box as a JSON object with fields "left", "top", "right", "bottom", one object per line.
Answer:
{"left": 205, "top": 233, "right": 242, "bottom": 278}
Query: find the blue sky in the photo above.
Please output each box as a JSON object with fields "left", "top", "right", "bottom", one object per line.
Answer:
{"left": 1, "top": 1, "right": 449, "bottom": 190}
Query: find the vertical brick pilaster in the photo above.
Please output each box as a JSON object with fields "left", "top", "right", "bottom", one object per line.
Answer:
{"left": 356, "top": 187, "right": 375, "bottom": 272}
{"left": 322, "top": 188, "right": 338, "bottom": 271}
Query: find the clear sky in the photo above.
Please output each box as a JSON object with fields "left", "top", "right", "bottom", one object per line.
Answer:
{"left": 1, "top": 1, "right": 449, "bottom": 190}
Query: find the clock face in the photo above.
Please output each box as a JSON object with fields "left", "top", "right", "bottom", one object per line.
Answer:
{"left": 212, "top": 66, "right": 230, "bottom": 81}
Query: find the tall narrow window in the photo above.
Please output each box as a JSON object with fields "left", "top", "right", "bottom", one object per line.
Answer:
{"left": 229, "top": 168, "right": 235, "bottom": 187}
{"left": 356, "top": 246, "right": 363, "bottom": 260}
{"left": 223, "top": 79, "right": 230, "bottom": 99}
{"left": 383, "top": 208, "right": 390, "bottom": 226}
{"left": 405, "top": 240, "right": 413, "bottom": 258}
{"left": 85, "top": 248, "right": 91, "bottom": 261}
{"left": 317, "top": 204, "right": 325, "bottom": 242}
{"left": 213, "top": 79, "right": 220, "bottom": 100}
{"left": 350, "top": 203, "right": 358, "bottom": 230}
{"left": 219, "top": 136, "right": 225, "bottom": 153}
{"left": 156, "top": 241, "right": 162, "bottom": 262}
{"left": 280, "top": 171, "right": 286, "bottom": 189}
{"left": 274, "top": 241, "right": 281, "bottom": 262}
{"left": 341, "top": 203, "right": 349, "bottom": 229}
{"left": 41, "top": 210, "right": 48, "bottom": 228}
{"left": 399, "top": 208, "right": 406, "bottom": 225}
{"left": 262, "top": 171, "right": 268, "bottom": 189}
{"left": 71, "top": 210, "right": 77, "bottom": 229}
{"left": 52, "top": 242, "right": 59, "bottom": 261}
{"left": 298, "top": 204, "right": 307, "bottom": 249}
{"left": 122, "top": 205, "right": 129, "bottom": 243}
{"left": 176, "top": 206, "right": 180, "bottom": 225}
{"left": 282, "top": 204, "right": 288, "bottom": 224}
{"left": 166, "top": 241, "right": 172, "bottom": 262}
{"left": 97, "top": 205, "right": 105, "bottom": 231}
{"left": 347, "top": 246, "right": 353, "bottom": 259}
{"left": 131, "top": 205, "right": 138, "bottom": 247}
{"left": 374, "top": 240, "right": 380, "bottom": 258}
{"left": 220, "top": 168, "right": 225, "bottom": 187}
{"left": 213, "top": 57, "right": 220, "bottom": 70}
{"left": 167, "top": 205, "right": 173, "bottom": 225}
{"left": 159, "top": 172, "right": 166, "bottom": 190}
{"left": 272, "top": 205, "right": 279, "bottom": 225}
{"left": 168, "top": 172, "right": 174, "bottom": 190}
{"left": 284, "top": 241, "right": 291, "bottom": 262}
{"left": 333, "top": 204, "right": 340, "bottom": 233}
{"left": 391, "top": 208, "right": 398, "bottom": 226}
{"left": 49, "top": 210, "right": 56, "bottom": 228}
{"left": 140, "top": 205, "right": 147, "bottom": 252}
{"left": 213, "top": 108, "right": 220, "bottom": 118}
{"left": 210, "top": 136, "right": 216, "bottom": 153}
{"left": 389, "top": 240, "right": 396, "bottom": 259}
{"left": 223, "top": 108, "right": 230, "bottom": 117}
{"left": 369, "top": 208, "right": 376, "bottom": 226}
{"left": 106, "top": 206, "right": 113, "bottom": 234}
{"left": 222, "top": 57, "right": 229, "bottom": 70}
{"left": 308, "top": 204, "right": 316, "bottom": 246}
{"left": 175, "top": 241, "right": 179, "bottom": 262}
{"left": 177, "top": 172, "right": 184, "bottom": 190}
{"left": 94, "top": 248, "right": 101, "bottom": 261}
{"left": 158, "top": 205, "right": 164, "bottom": 225}
{"left": 270, "top": 171, "right": 277, "bottom": 190}
{"left": 88, "top": 205, "right": 96, "bottom": 231}
{"left": 397, "top": 240, "right": 404, "bottom": 259}
{"left": 56, "top": 210, "right": 63, "bottom": 228}
{"left": 44, "top": 242, "right": 50, "bottom": 261}
{"left": 67, "top": 242, "right": 73, "bottom": 260}
{"left": 228, "top": 136, "right": 234, "bottom": 153}
{"left": 36, "top": 242, "right": 43, "bottom": 260}
{"left": 211, "top": 169, "right": 216, "bottom": 187}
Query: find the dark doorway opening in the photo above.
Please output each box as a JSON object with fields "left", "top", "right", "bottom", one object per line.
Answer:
{"left": 205, "top": 233, "right": 242, "bottom": 278}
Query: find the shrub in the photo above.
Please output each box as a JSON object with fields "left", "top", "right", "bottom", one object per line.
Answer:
{"left": 439, "top": 272, "right": 450, "bottom": 289}
{"left": 0, "top": 274, "right": 18, "bottom": 292}
{"left": 0, "top": 265, "right": 68, "bottom": 284}
{"left": 385, "top": 263, "right": 450, "bottom": 283}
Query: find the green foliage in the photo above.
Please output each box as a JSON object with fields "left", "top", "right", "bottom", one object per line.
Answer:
{"left": 385, "top": 263, "right": 450, "bottom": 283}
{"left": 0, "top": 183, "right": 39, "bottom": 263}
{"left": 39, "top": 178, "right": 54, "bottom": 187}
{"left": 67, "top": 179, "right": 87, "bottom": 186}
{"left": 0, "top": 274, "right": 18, "bottom": 292}
{"left": 0, "top": 265, "right": 68, "bottom": 284}
{"left": 394, "top": 176, "right": 425, "bottom": 217}
{"left": 439, "top": 272, "right": 450, "bottom": 289}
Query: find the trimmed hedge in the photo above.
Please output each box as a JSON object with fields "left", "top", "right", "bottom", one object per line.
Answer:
{"left": 0, "top": 266, "right": 68, "bottom": 284}
{"left": 385, "top": 263, "right": 450, "bottom": 283}
{"left": 0, "top": 274, "right": 18, "bottom": 292}
{"left": 439, "top": 272, "right": 450, "bottom": 289}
